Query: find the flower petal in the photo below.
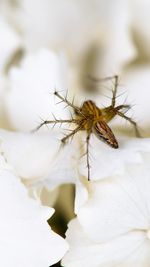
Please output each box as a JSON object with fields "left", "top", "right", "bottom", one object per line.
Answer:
{"left": 0, "top": 129, "right": 77, "bottom": 190}
{"left": 79, "top": 135, "right": 150, "bottom": 180}
{"left": 6, "top": 49, "right": 69, "bottom": 131}
{"left": 123, "top": 65, "right": 150, "bottom": 135}
{"left": 0, "top": 167, "right": 68, "bottom": 266}
{"left": 62, "top": 218, "right": 150, "bottom": 267}
{"left": 77, "top": 157, "right": 150, "bottom": 242}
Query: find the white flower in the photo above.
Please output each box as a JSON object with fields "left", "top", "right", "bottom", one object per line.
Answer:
{"left": 4, "top": 50, "right": 150, "bottom": 192}
{"left": 5, "top": 49, "right": 69, "bottom": 131}
{"left": 1, "top": 0, "right": 150, "bottom": 76}
{"left": 0, "top": 155, "right": 68, "bottom": 267}
{"left": 11, "top": 0, "right": 103, "bottom": 54}
{"left": 10, "top": 0, "right": 136, "bottom": 73}
{"left": 75, "top": 136, "right": 150, "bottom": 214}
{"left": 0, "top": 129, "right": 78, "bottom": 195}
{"left": 63, "top": 145, "right": 150, "bottom": 266}
{"left": 1, "top": 49, "right": 80, "bottom": 202}
{"left": 0, "top": 2, "right": 150, "bottom": 266}
{"left": 4, "top": 48, "right": 150, "bottom": 195}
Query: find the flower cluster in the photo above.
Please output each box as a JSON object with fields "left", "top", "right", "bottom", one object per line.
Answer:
{"left": 0, "top": 1, "right": 150, "bottom": 266}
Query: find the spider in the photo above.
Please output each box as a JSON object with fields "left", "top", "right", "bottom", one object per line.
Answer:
{"left": 34, "top": 75, "right": 140, "bottom": 181}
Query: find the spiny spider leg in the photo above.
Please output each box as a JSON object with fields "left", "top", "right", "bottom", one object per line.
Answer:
{"left": 61, "top": 125, "right": 82, "bottom": 144}
{"left": 116, "top": 104, "right": 131, "bottom": 112}
{"left": 87, "top": 74, "right": 118, "bottom": 83}
{"left": 111, "top": 75, "right": 119, "bottom": 107}
{"left": 54, "top": 91, "right": 82, "bottom": 115}
{"left": 86, "top": 132, "right": 91, "bottom": 181}
{"left": 32, "top": 119, "right": 78, "bottom": 132}
{"left": 87, "top": 75, "right": 119, "bottom": 107}
{"left": 116, "top": 111, "right": 141, "bottom": 137}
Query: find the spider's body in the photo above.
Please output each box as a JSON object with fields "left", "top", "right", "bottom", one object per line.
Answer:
{"left": 75, "top": 100, "right": 119, "bottom": 149}
{"left": 34, "top": 75, "right": 140, "bottom": 180}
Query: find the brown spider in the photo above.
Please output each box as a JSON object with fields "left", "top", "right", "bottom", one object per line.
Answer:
{"left": 34, "top": 75, "right": 140, "bottom": 181}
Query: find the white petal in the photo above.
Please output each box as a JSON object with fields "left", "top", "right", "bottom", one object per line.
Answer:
{"left": 94, "top": 0, "right": 136, "bottom": 75}
{"left": 6, "top": 49, "right": 69, "bottom": 131}
{"left": 63, "top": 218, "right": 150, "bottom": 267}
{"left": 13, "top": 0, "right": 136, "bottom": 74}
{"left": 131, "top": 0, "right": 150, "bottom": 58}
{"left": 14, "top": 0, "right": 103, "bottom": 55}
{"left": 0, "top": 168, "right": 68, "bottom": 267}
{"left": 79, "top": 135, "right": 150, "bottom": 180}
{"left": 0, "top": 130, "right": 59, "bottom": 179}
{"left": 74, "top": 176, "right": 89, "bottom": 214}
{"left": 0, "top": 129, "right": 77, "bottom": 189}
{"left": 122, "top": 65, "right": 150, "bottom": 134}
{"left": 77, "top": 161, "right": 150, "bottom": 242}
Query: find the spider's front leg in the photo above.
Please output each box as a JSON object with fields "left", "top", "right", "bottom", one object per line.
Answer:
{"left": 32, "top": 118, "right": 78, "bottom": 132}
{"left": 54, "top": 91, "right": 81, "bottom": 114}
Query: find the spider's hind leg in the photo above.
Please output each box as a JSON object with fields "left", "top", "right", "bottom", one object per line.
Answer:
{"left": 87, "top": 75, "right": 119, "bottom": 108}
{"left": 87, "top": 74, "right": 118, "bottom": 84}
{"left": 116, "top": 110, "right": 141, "bottom": 137}
{"left": 61, "top": 125, "right": 82, "bottom": 144}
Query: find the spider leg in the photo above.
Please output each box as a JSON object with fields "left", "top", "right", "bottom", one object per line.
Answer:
{"left": 116, "top": 104, "right": 131, "bottom": 113}
{"left": 116, "top": 111, "right": 141, "bottom": 137}
{"left": 61, "top": 125, "right": 82, "bottom": 144}
{"left": 87, "top": 74, "right": 118, "bottom": 83}
{"left": 111, "top": 75, "right": 119, "bottom": 107}
{"left": 87, "top": 75, "right": 119, "bottom": 107}
{"left": 86, "top": 131, "right": 91, "bottom": 181}
{"left": 32, "top": 119, "right": 78, "bottom": 132}
{"left": 54, "top": 91, "right": 82, "bottom": 114}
